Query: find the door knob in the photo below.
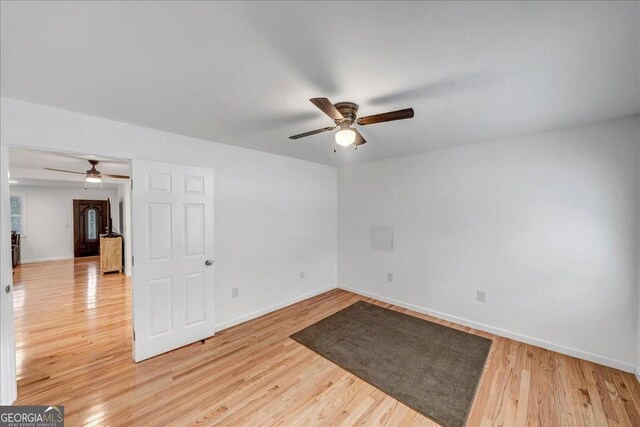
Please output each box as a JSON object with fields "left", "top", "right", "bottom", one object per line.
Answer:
{"left": 205, "top": 260, "right": 214, "bottom": 266}
{"left": 5, "top": 285, "right": 10, "bottom": 294}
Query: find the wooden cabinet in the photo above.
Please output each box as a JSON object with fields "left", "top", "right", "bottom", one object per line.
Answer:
{"left": 100, "top": 235, "right": 123, "bottom": 275}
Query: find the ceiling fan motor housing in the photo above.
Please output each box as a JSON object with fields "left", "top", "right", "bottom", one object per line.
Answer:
{"left": 86, "top": 159, "right": 101, "bottom": 176}
{"left": 333, "top": 102, "right": 359, "bottom": 125}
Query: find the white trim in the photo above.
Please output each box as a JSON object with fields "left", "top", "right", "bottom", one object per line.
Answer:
{"left": 339, "top": 285, "right": 636, "bottom": 373}
{"left": 0, "top": 133, "right": 136, "bottom": 165}
{"left": 0, "top": 143, "right": 17, "bottom": 405}
{"left": 635, "top": 368, "right": 640, "bottom": 383}
{"left": 20, "top": 256, "right": 75, "bottom": 264}
{"left": 215, "top": 285, "right": 337, "bottom": 332}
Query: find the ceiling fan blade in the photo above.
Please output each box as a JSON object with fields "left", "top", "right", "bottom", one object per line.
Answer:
{"left": 44, "top": 167, "right": 85, "bottom": 175}
{"left": 289, "top": 126, "right": 336, "bottom": 140}
{"left": 353, "top": 129, "right": 367, "bottom": 147}
{"left": 310, "top": 98, "right": 344, "bottom": 121}
{"left": 103, "top": 173, "right": 130, "bottom": 179}
{"left": 356, "top": 108, "right": 414, "bottom": 126}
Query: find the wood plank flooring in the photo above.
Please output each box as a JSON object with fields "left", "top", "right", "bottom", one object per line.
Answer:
{"left": 12, "top": 257, "right": 640, "bottom": 426}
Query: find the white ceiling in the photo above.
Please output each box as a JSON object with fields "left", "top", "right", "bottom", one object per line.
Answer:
{"left": 1, "top": 1, "right": 638, "bottom": 166}
{"left": 9, "top": 147, "right": 130, "bottom": 185}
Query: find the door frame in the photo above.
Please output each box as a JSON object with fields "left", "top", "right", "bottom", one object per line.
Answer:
{"left": 0, "top": 141, "right": 134, "bottom": 405}
{"left": 0, "top": 143, "right": 17, "bottom": 405}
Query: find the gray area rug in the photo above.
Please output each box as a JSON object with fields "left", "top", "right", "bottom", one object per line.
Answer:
{"left": 290, "top": 301, "right": 492, "bottom": 427}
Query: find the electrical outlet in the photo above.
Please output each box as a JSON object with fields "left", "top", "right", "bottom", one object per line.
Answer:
{"left": 477, "top": 289, "right": 487, "bottom": 302}
{"left": 387, "top": 272, "right": 394, "bottom": 282}
{"left": 232, "top": 287, "right": 239, "bottom": 298}
{"left": 300, "top": 271, "right": 305, "bottom": 279}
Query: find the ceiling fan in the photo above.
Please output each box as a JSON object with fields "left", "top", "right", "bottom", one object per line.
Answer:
{"left": 289, "top": 98, "right": 414, "bottom": 151}
{"left": 45, "top": 160, "right": 129, "bottom": 185}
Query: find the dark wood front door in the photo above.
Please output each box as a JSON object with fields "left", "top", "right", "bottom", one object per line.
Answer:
{"left": 73, "top": 200, "right": 108, "bottom": 258}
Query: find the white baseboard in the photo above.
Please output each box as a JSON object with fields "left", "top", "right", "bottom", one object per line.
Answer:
{"left": 339, "top": 285, "right": 635, "bottom": 373}
{"left": 215, "top": 285, "right": 337, "bottom": 332}
{"left": 20, "top": 256, "right": 73, "bottom": 264}
{"left": 635, "top": 368, "right": 640, "bottom": 383}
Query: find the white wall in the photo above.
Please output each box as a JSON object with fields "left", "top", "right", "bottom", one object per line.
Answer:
{"left": 1, "top": 97, "right": 337, "bottom": 329}
{"left": 339, "top": 115, "right": 640, "bottom": 372}
{"left": 9, "top": 185, "right": 119, "bottom": 263}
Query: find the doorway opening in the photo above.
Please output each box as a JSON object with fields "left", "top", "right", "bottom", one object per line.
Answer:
{"left": 2, "top": 146, "right": 216, "bottom": 406}
{"left": 6, "top": 146, "right": 133, "bottom": 405}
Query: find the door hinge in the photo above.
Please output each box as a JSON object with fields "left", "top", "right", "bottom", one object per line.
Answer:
{"left": 133, "top": 330, "right": 136, "bottom": 340}
{"left": 130, "top": 179, "right": 133, "bottom": 190}
{"left": 132, "top": 256, "right": 134, "bottom": 266}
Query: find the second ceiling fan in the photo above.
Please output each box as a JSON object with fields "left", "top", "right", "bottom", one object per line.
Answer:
{"left": 45, "top": 159, "right": 129, "bottom": 186}
{"left": 289, "top": 98, "right": 414, "bottom": 151}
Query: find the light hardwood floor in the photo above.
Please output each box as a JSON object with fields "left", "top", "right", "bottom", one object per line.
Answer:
{"left": 13, "top": 257, "right": 640, "bottom": 426}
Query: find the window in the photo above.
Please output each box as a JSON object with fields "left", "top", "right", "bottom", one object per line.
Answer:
{"left": 87, "top": 208, "right": 97, "bottom": 240}
{"left": 10, "top": 195, "right": 26, "bottom": 237}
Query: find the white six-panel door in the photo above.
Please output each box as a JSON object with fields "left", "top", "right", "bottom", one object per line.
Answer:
{"left": 132, "top": 160, "right": 214, "bottom": 362}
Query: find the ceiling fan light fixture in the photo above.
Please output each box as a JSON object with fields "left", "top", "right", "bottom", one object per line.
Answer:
{"left": 335, "top": 129, "right": 356, "bottom": 147}
{"left": 85, "top": 176, "right": 102, "bottom": 183}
